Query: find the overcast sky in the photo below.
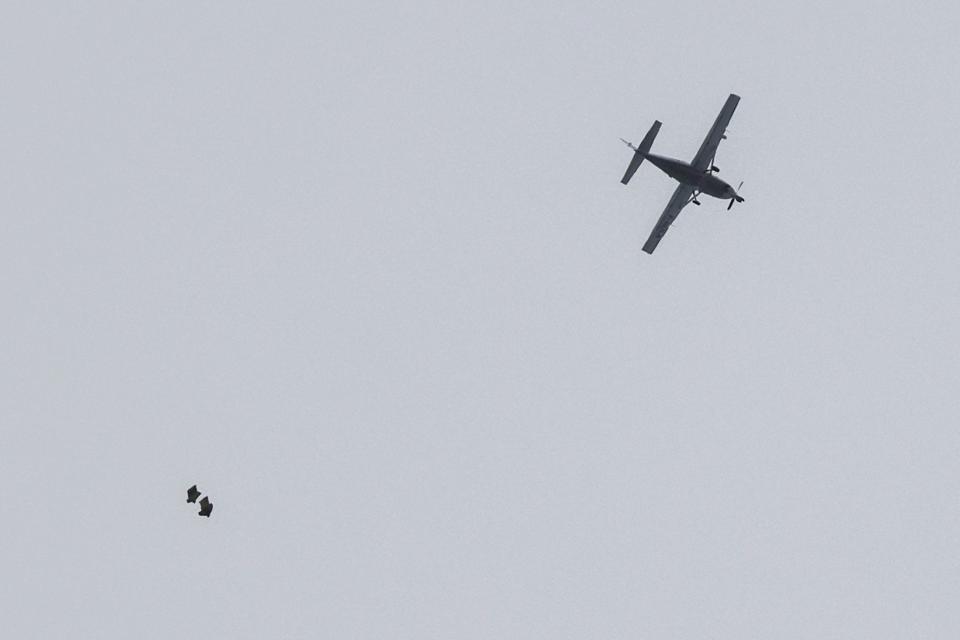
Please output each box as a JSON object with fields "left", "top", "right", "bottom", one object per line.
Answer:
{"left": 3, "top": 1, "right": 959, "bottom": 638}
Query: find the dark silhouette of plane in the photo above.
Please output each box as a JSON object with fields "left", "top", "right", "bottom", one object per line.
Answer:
{"left": 198, "top": 496, "right": 213, "bottom": 518}
{"left": 619, "top": 93, "right": 744, "bottom": 253}
{"left": 187, "top": 485, "right": 201, "bottom": 503}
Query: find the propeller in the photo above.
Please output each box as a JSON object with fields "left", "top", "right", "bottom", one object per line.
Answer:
{"left": 727, "top": 181, "right": 744, "bottom": 210}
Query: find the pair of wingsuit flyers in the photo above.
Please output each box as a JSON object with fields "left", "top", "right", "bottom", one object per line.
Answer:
{"left": 186, "top": 484, "right": 213, "bottom": 517}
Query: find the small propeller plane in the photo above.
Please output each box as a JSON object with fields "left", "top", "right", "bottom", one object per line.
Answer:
{"left": 619, "top": 93, "right": 743, "bottom": 254}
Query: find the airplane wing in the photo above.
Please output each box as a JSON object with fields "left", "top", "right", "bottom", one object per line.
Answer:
{"left": 690, "top": 94, "right": 740, "bottom": 172}
{"left": 642, "top": 183, "right": 695, "bottom": 254}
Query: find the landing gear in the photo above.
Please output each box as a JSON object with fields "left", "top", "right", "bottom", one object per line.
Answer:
{"left": 693, "top": 199, "right": 701, "bottom": 206}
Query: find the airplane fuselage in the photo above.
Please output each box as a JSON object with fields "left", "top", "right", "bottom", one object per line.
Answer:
{"left": 645, "top": 153, "right": 737, "bottom": 199}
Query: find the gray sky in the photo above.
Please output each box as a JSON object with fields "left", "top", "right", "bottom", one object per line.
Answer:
{"left": 3, "top": 1, "right": 959, "bottom": 638}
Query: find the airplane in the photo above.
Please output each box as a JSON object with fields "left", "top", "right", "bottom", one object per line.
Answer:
{"left": 186, "top": 485, "right": 201, "bottom": 504}
{"left": 198, "top": 496, "right": 213, "bottom": 518}
{"left": 619, "top": 93, "right": 743, "bottom": 254}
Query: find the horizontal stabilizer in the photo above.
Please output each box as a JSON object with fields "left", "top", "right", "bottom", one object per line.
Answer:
{"left": 620, "top": 120, "right": 661, "bottom": 185}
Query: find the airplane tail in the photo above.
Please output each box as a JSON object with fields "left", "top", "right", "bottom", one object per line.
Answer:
{"left": 620, "top": 120, "right": 661, "bottom": 185}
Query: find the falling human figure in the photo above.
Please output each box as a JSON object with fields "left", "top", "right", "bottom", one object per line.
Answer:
{"left": 198, "top": 496, "right": 213, "bottom": 518}
{"left": 186, "top": 485, "right": 201, "bottom": 504}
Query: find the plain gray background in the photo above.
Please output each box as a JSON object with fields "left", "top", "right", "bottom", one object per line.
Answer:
{"left": 2, "top": 1, "right": 959, "bottom": 638}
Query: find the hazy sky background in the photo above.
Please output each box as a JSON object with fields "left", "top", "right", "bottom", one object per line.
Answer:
{"left": 2, "top": 1, "right": 959, "bottom": 638}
